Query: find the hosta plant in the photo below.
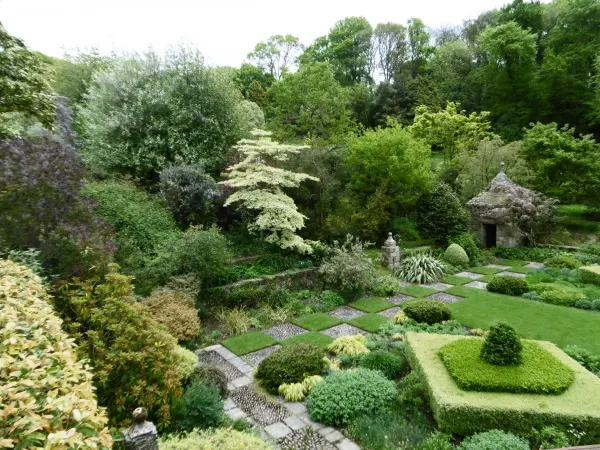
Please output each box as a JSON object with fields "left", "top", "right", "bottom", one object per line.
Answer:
{"left": 396, "top": 254, "right": 445, "bottom": 284}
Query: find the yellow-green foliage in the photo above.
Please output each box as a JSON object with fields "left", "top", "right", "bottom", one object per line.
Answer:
{"left": 302, "top": 375, "right": 325, "bottom": 393}
{"left": 580, "top": 265, "right": 600, "bottom": 286}
{"left": 145, "top": 289, "right": 200, "bottom": 341}
{"left": 394, "top": 311, "right": 408, "bottom": 324}
{"left": 219, "top": 129, "right": 319, "bottom": 253}
{"left": 323, "top": 356, "right": 341, "bottom": 371}
{"left": 278, "top": 382, "right": 306, "bottom": 401}
{"left": 160, "top": 427, "right": 273, "bottom": 450}
{"left": 327, "top": 335, "right": 369, "bottom": 355}
{"left": 0, "top": 259, "right": 112, "bottom": 449}
{"left": 173, "top": 345, "right": 200, "bottom": 382}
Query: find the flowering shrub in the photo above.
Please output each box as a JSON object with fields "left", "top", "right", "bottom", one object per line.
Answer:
{"left": 319, "top": 235, "right": 375, "bottom": 293}
{"left": 0, "top": 259, "right": 112, "bottom": 449}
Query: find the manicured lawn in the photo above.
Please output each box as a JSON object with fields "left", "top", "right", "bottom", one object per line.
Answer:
{"left": 348, "top": 313, "right": 390, "bottom": 332}
{"left": 294, "top": 313, "right": 342, "bottom": 331}
{"left": 281, "top": 331, "right": 333, "bottom": 350}
{"left": 406, "top": 332, "right": 600, "bottom": 436}
{"left": 398, "top": 285, "right": 438, "bottom": 298}
{"left": 496, "top": 259, "right": 527, "bottom": 267}
{"left": 502, "top": 266, "right": 537, "bottom": 274}
{"left": 442, "top": 275, "right": 472, "bottom": 285}
{"left": 221, "top": 331, "right": 278, "bottom": 355}
{"left": 469, "top": 266, "right": 504, "bottom": 275}
{"left": 446, "top": 286, "right": 600, "bottom": 353}
{"left": 350, "top": 297, "right": 394, "bottom": 313}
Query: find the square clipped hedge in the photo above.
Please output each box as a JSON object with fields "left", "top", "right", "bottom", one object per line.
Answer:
{"left": 405, "top": 332, "right": 600, "bottom": 438}
{"left": 438, "top": 339, "right": 574, "bottom": 394}
{"left": 580, "top": 266, "right": 600, "bottom": 286}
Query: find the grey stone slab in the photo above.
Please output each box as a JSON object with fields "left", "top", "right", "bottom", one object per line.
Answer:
{"left": 526, "top": 261, "right": 545, "bottom": 269}
{"left": 198, "top": 350, "right": 244, "bottom": 381}
{"left": 223, "top": 398, "right": 236, "bottom": 411}
{"left": 420, "top": 282, "right": 453, "bottom": 291}
{"left": 225, "top": 407, "right": 247, "bottom": 420}
{"left": 321, "top": 323, "right": 369, "bottom": 339}
{"left": 265, "top": 323, "right": 308, "bottom": 341}
{"left": 265, "top": 421, "right": 293, "bottom": 439}
{"left": 238, "top": 363, "right": 254, "bottom": 374}
{"left": 215, "top": 346, "right": 237, "bottom": 360}
{"left": 202, "top": 344, "right": 221, "bottom": 351}
{"left": 284, "top": 415, "right": 308, "bottom": 431}
{"left": 387, "top": 294, "right": 414, "bottom": 305}
{"left": 464, "top": 280, "right": 488, "bottom": 290}
{"left": 229, "top": 356, "right": 247, "bottom": 367}
{"left": 378, "top": 306, "right": 402, "bottom": 319}
{"left": 284, "top": 402, "right": 307, "bottom": 414}
{"left": 485, "top": 264, "right": 511, "bottom": 270}
{"left": 298, "top": 413, "right": 325, "bottom": 430}
{"left": 318, "top": 427, "right": 336, "bottom": 437}
{"left": 231, "top": 376, "right": 252, "bottom": 389}
{"left": 427, "top": 292, "right": 464, "bottom": 304}
{"left": 399, "top": 281, "right": 411, "bottom": 287}
{"left": 497, "top": 271, "right": 527, "bottom": 278}
{"left": 328, "top": 306, "right": 366, "bottom": 320}
{"left": 337, "top": 439, "right": 361, "bottom": 450}
{"left": 325, "top": 430, "right": 345, "bottom": 443}
{"left": 455, "top": 271, "right": 484, "bottom": 279}
{"left": 230, "top": 385, "right": 291, "bottom": 426}
{"left": 242, "top": 345, "right": 282, "bottom": 367}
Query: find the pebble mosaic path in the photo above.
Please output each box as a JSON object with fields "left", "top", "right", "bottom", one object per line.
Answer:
{"left": 198, "top": 344, "right": 361, "bottom": 449}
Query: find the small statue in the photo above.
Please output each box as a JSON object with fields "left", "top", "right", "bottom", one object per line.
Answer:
{"left": 381, "top": 232, "right": 402, "bottom": 270}
{"left": 122, "top": 407, "right": 158, "bottom": 450}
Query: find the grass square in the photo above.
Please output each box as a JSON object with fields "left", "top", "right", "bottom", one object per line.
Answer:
{"left": 442, "top": 275, "right": 472, "bottom": 285}
{"left": 280, "top": 331, "right": 334, "bottom": 350}
{"left": 398, "top": 285, "right": 439, "bottom": 298}
{"left": 293, "top": 313, "right": 342, "bottom": 331}
{"left": 469, "top": 266, "right": 504, "bottom": 275}
{"left": 221, "top": 331, "right": 278, "bottom": 356}
{"left": 347, "top": 313, "right": 390, "bottom": 333}
{"left": 502, "top": 266, "right": 537, "bottom": 274}
{"left": 496, "top": 259, "right": 527, "bottom": 267}
{"left": 350, "top": 297, "right": 395, "bottom": 313}
{"left": 439, "top": 339, "right": 574, "bottom": 394}
{"left": 406, "top": 332, "right": 600, "bottom": 436}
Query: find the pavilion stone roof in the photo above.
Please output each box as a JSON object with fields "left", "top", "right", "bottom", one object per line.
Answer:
{"left": 467, "top": 164, "right": 534, "bottom": 209}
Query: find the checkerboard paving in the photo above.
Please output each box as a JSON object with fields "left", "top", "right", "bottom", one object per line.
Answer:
{"left": 455, "top": 271, "right": 484, "bottom": 279}
{"left": 420, "top": 282, "right": 453, "bottom": 291}
{"left": 378, "top": 306, "right": 403, "bottom": 319}
{"left": 464, "top": 280, "right": 488, "bottom": 290}
{"left": 387, "top": 294, "right": 414, "bottom": 305}
{"left": 328, "top": 306, "right": 366, "bottom": 320}
{"left": 321, "top": 323, "right": 370, "bottom": 338}
{"left": 496, "top": 271, "right": 527, "bottom": 278}
{"left": 242, "top": 345, "right": 282, "bottom": 367}
{"left": 427, "top": 292, "right": 464, "bottom": 304}
{"left": 264, "top": 323, "right": 307, "bottom": 341}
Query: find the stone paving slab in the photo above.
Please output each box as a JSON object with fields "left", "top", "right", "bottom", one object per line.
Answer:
{"left": 243, "top": 344, "right": 281, "bottom": 367}
{"left": 420, "top": 282, "right": 453, "bottom": 291}
{"left": 328, "top": 306, "right": 366, "bottom": 320}
{"left": 464, "top": 280, "right": 488, "bottom": 290}
{"left": 198, "top": 350, "right": 244, "bottom": 381}
{"left": 427, "top": 292, "right": 464, "bottom": 304}
{"left": 526, "top": 261, "right": 545, "bottom": 269}
{"left": 455, "top": 271, "right": 484, "bottom": 279}
{"left": 321, "top": 323, "right": 369, "bottom": 338}
{"left": 264, "top": 421, "right": 292, "bottom": 439}
{"left": 485, "top": 264, "right": 511, "bottom": 270}
{"left": 284, "top": 415, "right": 308, "bottom": 431}
{"left": 265, "top": 323, "right": 308, "bottom": 341}
{"left": 497, "top": 271, "right": 527, "bottom": 278}
{"left": 386, "top": 294, "right": 414, "bottom": 305}
{"left": 378, "top": 306, "right": 402, "bottom": 319}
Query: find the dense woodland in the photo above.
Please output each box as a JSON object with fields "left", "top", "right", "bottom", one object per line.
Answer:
{"left": 2, "top": 0, "right": 600, "bottom": 448}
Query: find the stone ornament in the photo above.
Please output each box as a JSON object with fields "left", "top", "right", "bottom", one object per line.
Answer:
{"left": 122, "top": 407, "right": 158, "bottom": 450}
{"left": 381, "top": 232, "right": 402, "bottom": 270}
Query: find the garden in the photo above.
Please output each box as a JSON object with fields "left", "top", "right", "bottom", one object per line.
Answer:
{"left": 2, "top": 0, "right": 600, "bottom": 448}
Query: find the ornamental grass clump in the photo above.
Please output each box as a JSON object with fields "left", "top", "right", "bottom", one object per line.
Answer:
{"left": 480, "top": 322, "right": 523, "bottom": 366}
{"left": 397, "top": 254, "right": 445, "bottom": 284}
{"left": 327, "top": 334, "right": 369, "bottom": 355}
{"left": 0, "top": 259, "right": 112, "bottom": 449}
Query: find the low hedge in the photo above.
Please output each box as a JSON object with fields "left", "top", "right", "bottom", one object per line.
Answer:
{"left": 403, "top": 299, "right": 451, "bottom": 324}
{"left": 444, "top": 244, "right": 469, "bottom": 267}
{"left": 438, "top": 339, "right": 574, "bottom": 394}
{"left": 486, "top": 276, "right": 529, "bottom": 296}
{"left": 256, "top": 344, "right": 326, "bottom": 393}
{"left": 405, "top": 332, "right": 600, "bottom": 439}
{"left": 0, "top": 259, "right": 112, "bottom": 449}
{"left": 580, "top": 266, "right": 600, "bottom": 286}
{"left": 160, "top": 427, "right": 273, "bottom": 450}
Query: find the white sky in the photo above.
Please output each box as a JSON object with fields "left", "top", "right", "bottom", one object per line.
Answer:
{"left": 2, "top": 0, "right": 532, "bottom": 67}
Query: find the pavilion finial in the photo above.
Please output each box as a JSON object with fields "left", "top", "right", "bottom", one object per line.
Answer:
{"left": 500, "top": 161, "right": 505, "bottom": 173}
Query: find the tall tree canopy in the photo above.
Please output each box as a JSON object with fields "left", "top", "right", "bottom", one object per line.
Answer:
{"left": 247, "top": 35, "right": 302, "bottom": 80}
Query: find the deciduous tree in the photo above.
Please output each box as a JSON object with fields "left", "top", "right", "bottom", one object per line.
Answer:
{"left": 248, "top": 35, "right": 302, "bottom": 80}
